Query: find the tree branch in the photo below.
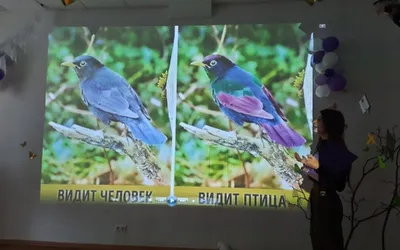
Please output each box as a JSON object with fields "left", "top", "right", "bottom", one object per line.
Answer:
{"left": 48, "top": 122, "right": 167, "bottom": 184}
{"left": 181, "top": 101, "right": 223, "bottom": 117}
{"left": 289, "top": 187, "right": 310, "bottom": 219}
{"left": 176, "top": 83, "right": 205, "bottom": 105}
{"left": 394, "top": 206, "right": 400, "bottom": 216}
{"left": 358, "top": 205, "right": 389, "bottom": 224}
{"left": 177, "top": 83, "right": 223, "bottom": 117}
{"left": 45, "top": 84, "right": 74, "bottom": 106}
{"left": 179, "top": 122, "right": 303, "bottom": 188}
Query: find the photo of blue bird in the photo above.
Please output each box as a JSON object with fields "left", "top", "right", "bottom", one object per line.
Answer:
{"left": 61, "top": 55, "right": 167, "bottom": 145}
{"left": 190, "top": 54, "right": 306, "bottom": 148}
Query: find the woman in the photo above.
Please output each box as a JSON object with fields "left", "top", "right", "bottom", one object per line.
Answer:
{"left": 296, "top": 109, "right": 357, "bottom": 250}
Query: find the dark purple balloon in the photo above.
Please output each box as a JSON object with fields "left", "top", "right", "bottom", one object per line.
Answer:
{"left": 315, "top": 74, "right": 329, "bottom": 86}
{"left": 323, "top": 36, "right": 340, "bottom": 52}
{"left": 328, "top": 74, "right": 346, "bottom": 91}
{"left": 0, "top": 69, "right": 4, "bottom": 81}
{"left": 324, "top": 68, "right": 335, "bottom": 78}
{"left": 312, "top": 50, "right": 325, "bottom": 64}
{"left": 310, "top": 59, "right": 315, "bottom": 68}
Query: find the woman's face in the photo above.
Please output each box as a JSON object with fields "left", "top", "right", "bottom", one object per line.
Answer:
{"left": 313, "top": 116, "right": 326, "bottom": 137}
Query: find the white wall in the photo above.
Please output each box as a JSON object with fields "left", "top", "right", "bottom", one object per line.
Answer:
{"left": 0, "top": 1, "right": 399, "bottom": 250}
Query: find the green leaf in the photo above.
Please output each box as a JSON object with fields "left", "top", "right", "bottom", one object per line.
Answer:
{"left": 294, "top": 164, "right": 302, "bottom": 173}
{"left": 377, "top": 156, "right": 386, "bottom": 169}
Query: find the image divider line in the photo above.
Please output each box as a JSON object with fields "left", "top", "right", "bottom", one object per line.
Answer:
{"left": 305, "top": 32, "right": 315, "bottom": 138}
{"left": 166, "top": 25, "right": 180, "bottom": 198}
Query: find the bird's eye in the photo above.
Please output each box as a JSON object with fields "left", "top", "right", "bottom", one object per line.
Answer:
{"left": 209, "top": 60, "right": 217, "bottom": 66}
{"left": 79, "top": 61, "right": 87, "bottom": 67}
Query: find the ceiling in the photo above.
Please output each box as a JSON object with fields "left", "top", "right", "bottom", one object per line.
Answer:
{"left": 0, "top": 0, "right": 283, "bottom": 11}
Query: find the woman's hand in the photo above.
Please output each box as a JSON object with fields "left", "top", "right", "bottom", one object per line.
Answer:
{"left": 294, "top": 153, "right": 320, "bottom": 170}
{"left": 294, "top": 152, "right": 302, "bottom": 162}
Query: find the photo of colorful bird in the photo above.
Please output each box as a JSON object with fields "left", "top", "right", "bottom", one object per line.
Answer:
{"left": 190, "top": 54, "right": 306, "bottom": 148}
{"left": 61, "top": 55, "right": 167, "bottom": 145}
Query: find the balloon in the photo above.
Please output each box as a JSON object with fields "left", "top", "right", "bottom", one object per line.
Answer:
{"left": 315, "top": 85, "right": 331, "bottom": 98}
{"left": 310, "top": 59, "right": 315, "bottom": 68}
{"left": 322, "top": 52, "right": 339, "bottom": 68}
{"left": 322, "top": 36, "right": 340, "bottom": 52}
{"left": 314, "top": 63, "right": 328, "bottom": 74}
{"left": 328, "top": 74, "right": 347, "bottom": 91}
{"left": 312, "top": 50, "right": 325, "bottom": 64}
{"left": 314, "top": 74, "right": 329, "bottom": 86}
{"left": 324, "top": 68, "right": 335, "bottom": 78}
{"left": 306, "top": 37, "right": 323, "bottom": 54}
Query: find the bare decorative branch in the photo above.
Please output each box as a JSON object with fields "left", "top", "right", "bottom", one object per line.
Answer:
{"left": 342, "top": 126, "right": 400, "bottom": 250}
{"left": 48, "top": 122, "right": 167, "bottom": 183}
{"left": 179, "top": 122, "right": 303, "bottom": 188}
{"left": 290, "top": 187, "right": 310, "bottom": 219}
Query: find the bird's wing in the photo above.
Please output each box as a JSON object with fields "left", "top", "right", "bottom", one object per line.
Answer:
{"left": 215, "top": 92, "right": 274, "bottom": 119}
{"left": 261, "top": 86, "right": 288, "bottom": 122}
{"left": 129, "top": 87, "right": 152, "bottom": 121}
{"left": 102, "top": 67, "right": 152, "bottom": 120}
{"left": 81, "top": 77, "right": 139, "bottom": 119}
{"left": 229, "top": 67, "right": 288, "bottom": 122}
{"left": 213, "top": 75, "right": 274, "bottom": 120}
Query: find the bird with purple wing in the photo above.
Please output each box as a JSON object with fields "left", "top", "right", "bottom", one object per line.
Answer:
{"left": 61, "top": 55, "right": 167, "bottom": 145}
{"left": 190, "top": 54, "right": 306, "bottom": 148}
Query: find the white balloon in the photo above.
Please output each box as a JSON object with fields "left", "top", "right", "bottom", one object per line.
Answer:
{"left": 314, "top": 63, "right": 328, "bottom": 74}
{"left": 315, "top": 85, "right": 331, "bottom": 98}
{"left": 322, "top": 52, "right": 339, "bottom": 68}
{"left": 307, "top": 37, "right": 323, "bottom": 54}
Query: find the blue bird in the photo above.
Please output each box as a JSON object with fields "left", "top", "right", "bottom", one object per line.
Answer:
{"left": 190, "top": 54, "right": 306, "bottom": 148}
{"left": 61, "top": 55, "right": 167, "bottom": 145}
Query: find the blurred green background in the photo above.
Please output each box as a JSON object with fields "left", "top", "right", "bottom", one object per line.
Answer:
{"left": 42, "top": 24, "right": 311, "bottom": 189}
{"left": 176, "top": 24, "right": 310, "bottom": 189}
{"left": 43, "top": 26, "right": 173, "bottom": 186}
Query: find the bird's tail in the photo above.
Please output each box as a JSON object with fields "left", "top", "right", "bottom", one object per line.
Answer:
{"left": 260, "top": 122, "right": 306, "bottom": 148}
{"left": 123, "top": 116, "right": 167, "bottom": 145}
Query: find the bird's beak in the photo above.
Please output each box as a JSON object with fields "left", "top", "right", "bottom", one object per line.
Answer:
{"left": 190, "top": 61, "right": 206, "bottom": 67}
{"left": 61, "top": 62, "right": 76, "bottom": 68}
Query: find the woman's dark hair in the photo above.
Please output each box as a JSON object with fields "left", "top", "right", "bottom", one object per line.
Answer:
{"left": 314, "top": 109, "right": 347, "bottom": 153}
{"left": 320, "top": 109, "right": 346, "bottom": 140}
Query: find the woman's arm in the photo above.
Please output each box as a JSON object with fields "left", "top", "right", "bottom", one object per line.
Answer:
{"left": 302, "top": 167, "right": 319, "bottom": 182}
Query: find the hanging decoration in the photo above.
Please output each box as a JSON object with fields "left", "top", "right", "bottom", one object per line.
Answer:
{"left": 0, "top": 11, "right": 43, "bottom": 85}
{"left": 29, "top": 150, "right": 37, "bottom": 160}
{"left": 307, "top": 34, "right": 346, "bottom": 98}
{"left": 315, "top": 84, "right": 331, "bottom": 98}
{"left": 314, "top": 63, "right": 328, "bottom": 74}
{"left": 61, "top": 0, "right": 77, "bottom": 6}
{"left": 367, "top": 133, "right": 377, "bottom": 145}
{"left": 19, "top": 141, "right": 38, "bottom": 160}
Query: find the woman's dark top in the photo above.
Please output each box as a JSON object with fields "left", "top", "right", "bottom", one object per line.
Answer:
{"left": 308, "top": 140, "right": 357, "bottom": 250}
{"left": 315, "top": 140, "right": 357, "bottom": 192}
